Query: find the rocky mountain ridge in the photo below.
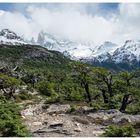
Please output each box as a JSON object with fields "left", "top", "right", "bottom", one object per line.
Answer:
{"left": 1, "top": 29, "right": 140, "bottom": 70}
{"left": 36, "top": 31, "right": 140, "bottom": 68}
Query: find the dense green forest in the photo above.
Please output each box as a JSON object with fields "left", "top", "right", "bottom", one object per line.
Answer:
{"left": 0, "top": 44, "right": 140, "bottom": 137}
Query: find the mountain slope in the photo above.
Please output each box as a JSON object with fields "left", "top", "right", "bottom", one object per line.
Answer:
{"left": 0, "top": 44, "right": 71, "bottom": 72}
{"left": 93, "top": 41, "right": 119, "bottom": 56}
{"left": 112, "top": 40, "right": 140, "bottom": 63}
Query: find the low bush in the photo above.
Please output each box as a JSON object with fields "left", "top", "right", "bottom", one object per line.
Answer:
{"left": 35, "top": 81, "right": 54, "bottom": 96}
{"left": 14, "top": 91, "right": 33, "bottom": 102}
{"left": 0, "top": 99, "right": 30, "bottom": 137}
{"left": 101, "top": 125, "right": 137, "bottom": 137}
{"left": 67, "top": 105, "right": 76, "bottom": 113}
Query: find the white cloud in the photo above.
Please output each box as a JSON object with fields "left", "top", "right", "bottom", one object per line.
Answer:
{"left": 0, "top": 3, "right": 140, "bottom": 45}
{"left": 0, "top": 10, "right": 39, "bottom": 40}
{"left": 27, "top": 6, "right": 114, "bottom": 44}
{"left": 110, "top": 3, "right": 140, "bottom": 44}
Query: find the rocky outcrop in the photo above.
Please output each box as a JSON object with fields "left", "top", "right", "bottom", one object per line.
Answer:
{"left": 21, "top": 104, "right": 140, "bottom": 137}
{"left": 21, "top": 104, "right": 106, "bottom": 137}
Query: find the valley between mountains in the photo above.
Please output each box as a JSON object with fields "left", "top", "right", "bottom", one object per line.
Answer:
{"left": 0, "top": 29, "right": 140, "bottom": 137}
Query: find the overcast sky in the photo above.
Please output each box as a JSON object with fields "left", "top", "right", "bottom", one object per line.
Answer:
{"left": 0, "top": 3, "right": 139, "bottom": 45}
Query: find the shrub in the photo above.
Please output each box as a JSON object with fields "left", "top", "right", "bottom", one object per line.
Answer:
{"left": 104, "top": 99, "right": 119, "bottom": 110}
{"left": 46, "top": 95, "right": 64, "bottom": 104}
{"left": 126, "top": 103, "right": 140, "bottom": 115}
{"left": 91, "top": 102, "right": 101, "bottom": 110}
{"left": 0, "top": 99, "right": 30, "bottom": 137}
{"left": 0, "top": 74, "right": 24, "bottom": 87}
{"left": 15, "top": 92, "right": 33, "bottom": 102}
{"left": 101, "top": 125, "right": 136, "bottom": 137}
{"left": 35, "top": 81, "right": 54, "bottom": 96}
{"left": 67, "top": 105, "right": 76, "bottom": 113}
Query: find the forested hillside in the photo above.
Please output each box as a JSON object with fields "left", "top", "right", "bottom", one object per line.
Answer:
{"left": 0, "top": 44, "right": 140, "bottom": 137}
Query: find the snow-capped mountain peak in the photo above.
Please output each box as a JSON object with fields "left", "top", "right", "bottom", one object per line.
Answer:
{"left": 0, "top": 29, "right": 27, "bottom": 45}
{"left": 94, "top": 41, "right": 119, "bottom": 56}
{"left": 123, "top": 40, "right": 140, "bottom": 57}
{"left": 112, "top": 40, "right": 140, "bottom": 63}
{"left": 37, "top": 31, "right": 96, "bottom": 59}
{"left": 0, "top": 29, "right": 21, "bottom": 40}
{"left": 36, "top": 31, "right": 140, "bottom": 64}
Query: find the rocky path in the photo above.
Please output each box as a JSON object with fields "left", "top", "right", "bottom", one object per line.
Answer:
{"left": 21, "top": 103, "right": 140, "bottom": 137}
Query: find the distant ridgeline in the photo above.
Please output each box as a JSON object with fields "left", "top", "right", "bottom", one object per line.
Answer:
{"left": 0, "top": 29, "right": 140, "bottom": 71}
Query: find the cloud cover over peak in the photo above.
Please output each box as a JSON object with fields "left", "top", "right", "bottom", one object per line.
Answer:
{"left": 0, "top": 3, "right": 139, "bottom": 45}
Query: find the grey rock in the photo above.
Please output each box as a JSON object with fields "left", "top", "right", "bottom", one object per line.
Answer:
{"left": 112, "top": 115, "right": 140, "bottom": 124}
{"left": 73, "top": 116, "right": 90, "bottom": 124}
{"left": 47, "top": 104, "right": 71, "bottom": 114}
{"left": 106, "top": 109, "right": 121, "bottom": 114}
{"left": 48, "top": 122, "right": 63, "bottom": 129}
{"left": 74, "top": 127, "right": 82, "bottom": 132}
{"left": 32, "top": 121, "right": 42, "bottom": 126}
{"left": 34, "top": 127, "right": 59, "bottom": 133}
{"left": 34, "top": 127, "right": 72, "bottom": 136}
